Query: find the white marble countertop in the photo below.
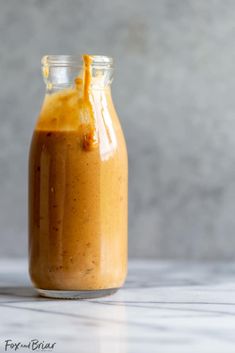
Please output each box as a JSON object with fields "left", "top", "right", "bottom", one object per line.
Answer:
{"left": 1, "top": 259, "right": 235, "bottom": 353}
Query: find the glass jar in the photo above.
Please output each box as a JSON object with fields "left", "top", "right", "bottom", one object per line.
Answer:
{"left": 28, "top": 55, "right": 128, "bottom": 299}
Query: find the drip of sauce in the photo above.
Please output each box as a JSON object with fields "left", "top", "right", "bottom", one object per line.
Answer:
{"left": 80, "top": 54, "right": 98, "bottom": 151}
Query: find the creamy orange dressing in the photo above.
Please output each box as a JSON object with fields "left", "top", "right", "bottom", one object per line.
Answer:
{"left": 29, "top": 54, "right": 128, "bottom": 293}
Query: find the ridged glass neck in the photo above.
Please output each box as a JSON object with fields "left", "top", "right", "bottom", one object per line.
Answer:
{"left": 41, "top": 55, "right": 114, "bottom": 91}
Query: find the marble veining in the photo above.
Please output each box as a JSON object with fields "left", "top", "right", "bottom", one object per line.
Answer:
{"left": 1, "top": 259, "right": 235, "bottom": 352}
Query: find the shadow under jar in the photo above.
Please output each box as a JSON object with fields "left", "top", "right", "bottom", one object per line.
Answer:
{"left": 28, "top": 55, "right": 128, "bottom": 299}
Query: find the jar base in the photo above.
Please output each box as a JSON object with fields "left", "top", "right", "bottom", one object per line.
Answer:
{"left": 36, "top": 288, "right": 119, "bottom": 299}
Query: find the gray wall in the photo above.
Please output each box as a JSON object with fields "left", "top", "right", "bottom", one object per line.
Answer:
{"left": 1, "top": 0, "right": 235, "bottom": 259}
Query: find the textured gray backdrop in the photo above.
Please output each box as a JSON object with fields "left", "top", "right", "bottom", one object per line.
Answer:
{"left": 1, "top": 0, "right": 235, "bottom": 259}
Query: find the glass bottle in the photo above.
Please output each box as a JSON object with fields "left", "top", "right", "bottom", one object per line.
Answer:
{"left": 28, "top": 55, "right": 128, "bottom": 299}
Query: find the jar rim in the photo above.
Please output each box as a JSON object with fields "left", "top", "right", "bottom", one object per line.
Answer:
{"left": 41, "top": 55, "right": 113, "bottom": 68}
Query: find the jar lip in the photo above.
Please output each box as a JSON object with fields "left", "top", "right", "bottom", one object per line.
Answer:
{"left": 41, "top": 55, "right": 113, "bottom": 67}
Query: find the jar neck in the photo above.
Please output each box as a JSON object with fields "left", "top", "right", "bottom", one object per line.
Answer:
{"left": 41, "top": 55, "right": 114, "bottom": 93}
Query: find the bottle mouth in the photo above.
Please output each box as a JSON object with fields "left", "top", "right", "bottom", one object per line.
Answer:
{"left": 42, "top": 55, "right": 113, "bottom": 68}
